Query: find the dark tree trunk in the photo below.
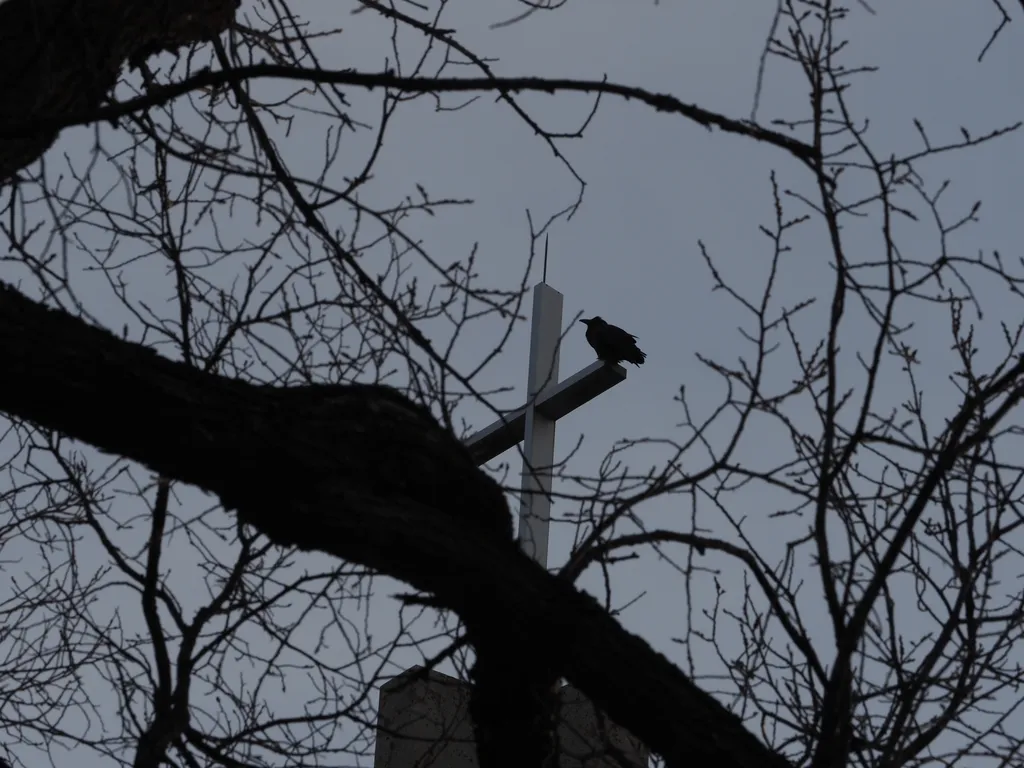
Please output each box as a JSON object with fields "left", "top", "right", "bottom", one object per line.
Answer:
{"left": 0, "top": 0, "right": 239, "bottom": 181}
{"left": 0, "top": 281, "right": 794, "bottom": 768}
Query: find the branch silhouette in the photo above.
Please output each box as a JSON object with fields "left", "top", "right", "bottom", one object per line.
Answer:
{"left": 0, "top": 0, "right": 240, "bottom": 181}
{"left": 0, "top": 280, "right": 794, "bottom": 768}
{"left": 1, "top": 0, "right": 817, "bottom": 183}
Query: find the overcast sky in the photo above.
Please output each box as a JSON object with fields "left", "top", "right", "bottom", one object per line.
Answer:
{"left": 2, "top": 1, "right": 1023, "bottom": 767}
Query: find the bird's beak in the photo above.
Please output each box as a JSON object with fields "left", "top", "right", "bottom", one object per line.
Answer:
{"left": 580, "top": 318, "right": 590, "bottom": 326}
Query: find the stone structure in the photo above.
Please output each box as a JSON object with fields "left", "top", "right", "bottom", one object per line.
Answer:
{"left": 374, "top": 667, "right": 647, "bottom": 768}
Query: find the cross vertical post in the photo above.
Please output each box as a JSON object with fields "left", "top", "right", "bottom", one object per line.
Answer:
{"left": 518, "top": 283, "right": 563, "bottom": 565}
{"left": 464, "top": 282, "right": 631, "bottom": 567}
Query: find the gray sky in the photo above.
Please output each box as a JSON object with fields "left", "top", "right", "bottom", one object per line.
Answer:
{"left": 2, "top": 1, "right": 1023, "bottom": 766}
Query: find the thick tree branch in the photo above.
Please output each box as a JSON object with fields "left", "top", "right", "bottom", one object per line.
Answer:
{"left": 0, "top": 281, "right": 794, "bottom": 768}
{"left": 0, "top": 0, "right": 239, "bottom": 181}
{"left": 3, "top": 65, "right": 816, "bottom": 166}
{"left": 0, "top": 0, "right": 816, "bottom": 183}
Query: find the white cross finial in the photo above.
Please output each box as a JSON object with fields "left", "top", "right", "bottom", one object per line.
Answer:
{"left": 464, "top": 283, "right": 628, "bottom": 568}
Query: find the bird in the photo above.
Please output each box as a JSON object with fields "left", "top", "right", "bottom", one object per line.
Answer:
{"left": 580, "top": 316, "right": 646, "bottom": 367}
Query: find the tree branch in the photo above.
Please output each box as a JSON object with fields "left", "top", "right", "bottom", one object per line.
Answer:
{"left": 0, "top": 0, "right": 239, "bottom": 181}
{"left": 0, "top": 281, "right": 794, "bottom": 768}
{"left": 0, "top": 0, "right": 816, "bottom": 184}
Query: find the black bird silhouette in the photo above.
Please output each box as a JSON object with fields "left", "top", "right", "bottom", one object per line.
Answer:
{"left": 581, "top": 316, "right": 646, "bottom": 367}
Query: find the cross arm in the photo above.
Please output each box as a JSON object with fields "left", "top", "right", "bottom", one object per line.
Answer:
{"left": 464, "top": 360, "right": 626, "bottom": 465}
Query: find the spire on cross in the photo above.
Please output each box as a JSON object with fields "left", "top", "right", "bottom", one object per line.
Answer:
{"left": 464, "top": 283, "right": 627, "bottom": 568}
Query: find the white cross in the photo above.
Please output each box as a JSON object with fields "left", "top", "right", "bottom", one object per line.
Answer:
{"left": 464, "top": 283, "right": 628, "bottom": 567}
